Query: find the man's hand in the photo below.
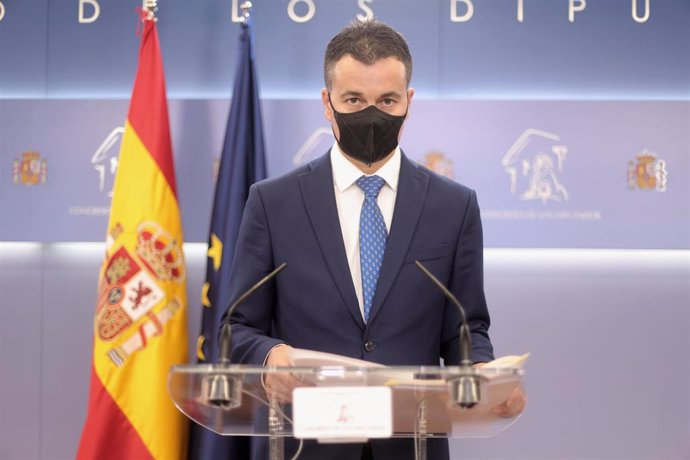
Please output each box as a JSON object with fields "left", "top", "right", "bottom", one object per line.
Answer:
{"left": 264, "top": 344, "right": 301, "bottom": 403}
{"left": 491, "top": 385, "right": 527, "bottom": 418}
{"left": 474, "top": 362, "right": 527, "bottom": 418}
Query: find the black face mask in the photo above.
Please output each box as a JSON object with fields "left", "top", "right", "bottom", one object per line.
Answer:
{"left": 329, "top": 96, "right": 407, "bottom": 166}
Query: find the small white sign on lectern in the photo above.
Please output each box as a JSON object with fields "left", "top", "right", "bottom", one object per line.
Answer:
{"left": 293, "top": 386, "right": 392, "bottom": 441}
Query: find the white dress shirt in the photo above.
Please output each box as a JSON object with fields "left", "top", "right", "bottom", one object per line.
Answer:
{"left": 330, "top": 142, "right": 400, "bottom": 321}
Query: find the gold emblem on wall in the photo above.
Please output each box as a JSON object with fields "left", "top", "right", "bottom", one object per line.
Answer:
{"left": 627, "top": 149, "right": 667, "bottom": 192}
{"left": 13, "top": 151, "right": 47, "bottom": 185}
{"left": 422, "top": 150, "right": 454, "bottom": 179}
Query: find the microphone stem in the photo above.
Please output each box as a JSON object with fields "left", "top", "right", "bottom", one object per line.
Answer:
{"left": 414, "top": 260, "right": 473, "bottom": 367}
{"left": 218, "top": 262, "right": 287, "bottom": 366}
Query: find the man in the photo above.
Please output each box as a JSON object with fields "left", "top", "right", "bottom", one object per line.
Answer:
{"left": 226, "top": 20, "right": 524, "bottom": 460}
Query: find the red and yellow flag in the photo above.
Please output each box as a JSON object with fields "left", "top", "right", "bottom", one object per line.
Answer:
{"left": 77, "top": 16, "right": 188, "bottom": 460}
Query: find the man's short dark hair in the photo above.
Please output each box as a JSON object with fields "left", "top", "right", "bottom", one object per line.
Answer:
{"left": 324, "top": 20, "right": 412, "bottom": 90}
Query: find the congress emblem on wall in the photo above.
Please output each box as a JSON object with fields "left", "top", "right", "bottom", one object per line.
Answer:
{"left": 627, "top": 149, "right": 666, "bottom": 192}
{"left": 91, "top": 127, "right": 123, "bottom": 197}
{"left": 293, "top": 127, "right": 332, "bottom": 165}
{"left": 501, "top": 129, "right": 569, "bottom": 203}
{"left": 13, "top": 151, "right": 47, "bottom": 186}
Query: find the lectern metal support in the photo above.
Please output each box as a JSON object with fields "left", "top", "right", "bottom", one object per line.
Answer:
{"left": 268, "top": 399, "right": 285, "bottom": 460}
{"left": 415, "top": 397, "right": 428, "bottom": 460}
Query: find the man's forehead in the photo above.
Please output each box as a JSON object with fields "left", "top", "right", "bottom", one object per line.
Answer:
{"left": 332, "top": 54, "right": 406, "bottom": 71}
{"left": 330, "top": 56, "right": 407, "bottom": 89}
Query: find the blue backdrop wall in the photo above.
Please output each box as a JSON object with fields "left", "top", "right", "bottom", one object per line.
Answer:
{"left": 1, "top": 0, "right": 688, "bottom": 247}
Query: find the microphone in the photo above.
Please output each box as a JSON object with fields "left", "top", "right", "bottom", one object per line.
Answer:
{"left": 218, "top": 262, "right": 287, "bottom": 366}
{"left": 414, "top": 260, "right": 486, "bottom": 409}
{"left": 204, "top": 262, "right": 287, "bottom": 409}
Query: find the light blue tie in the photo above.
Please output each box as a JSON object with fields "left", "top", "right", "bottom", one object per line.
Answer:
{"left": 356, "top": 175, "right": 387, "bottom": 323}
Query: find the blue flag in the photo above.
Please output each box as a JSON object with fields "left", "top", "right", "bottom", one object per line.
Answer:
{"left": 188, "top": 20, "right": 266, "bottom": 460}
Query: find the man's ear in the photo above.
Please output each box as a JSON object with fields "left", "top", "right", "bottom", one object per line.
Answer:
{"left": 405, "top": 87, "right": 415, "bottom": 118}
{"left": 321, "top": 88, "right": 333, "bottom": 121}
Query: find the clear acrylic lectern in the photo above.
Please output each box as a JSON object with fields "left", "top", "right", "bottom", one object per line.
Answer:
{"left": 168, "top": 364, "right": 524, "bottom": 460}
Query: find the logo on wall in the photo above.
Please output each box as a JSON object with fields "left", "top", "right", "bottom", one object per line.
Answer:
{"left": 97, "top": 221, "right": 185, "bottom": 367}
{"left": 421, "top": 150, "right": 453, "bottom": 179}
{"left": 501, "top": 129, "right": 569, "bottom": 203}
{"left": 627, "top": 149, "right": 666, "bottom": 192}
{"left": 293, "top": 127, "right": 332, "bottom": 165}
{"left": 91, "top": 127, "right": 124, "bottom": 197}
{"left": 13, "top": 151, "right": 47, "bottom": 186}
{"left": 67, "top": 127, "right": 123, "bottom": 217}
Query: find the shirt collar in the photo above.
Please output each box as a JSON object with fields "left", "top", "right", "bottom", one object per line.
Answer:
{"left": 330, "top": 142, "right": 401, "bottom": 193}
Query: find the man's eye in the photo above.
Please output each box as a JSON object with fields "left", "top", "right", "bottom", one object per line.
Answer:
{"left": 381, "top": 98, "right": 395, "bottom": 106}
{"left": 346, "top": 97, "right": 360, "bottom": 104}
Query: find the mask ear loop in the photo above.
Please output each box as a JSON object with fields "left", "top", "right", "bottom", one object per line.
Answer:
{"left": 327, "top": 92, "right": 342, "bottom": 118}
{"left": 326, "top": 92, "right": 341, "bottom": 142}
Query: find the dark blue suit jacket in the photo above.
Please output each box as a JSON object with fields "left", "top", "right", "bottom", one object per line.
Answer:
{"left": 226, "top": 151, "right": 494, "bottom": 459}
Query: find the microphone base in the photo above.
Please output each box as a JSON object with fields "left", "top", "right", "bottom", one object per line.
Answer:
{"left": 447, "top": 369, "right": 487, "bottom": 409}
{"left": 201, "top": 373, "right": 243, "bottom": 410}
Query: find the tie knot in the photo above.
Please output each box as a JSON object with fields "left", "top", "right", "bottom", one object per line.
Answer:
{"left": 356, "top": 175, "right": 386, "bottom": 199}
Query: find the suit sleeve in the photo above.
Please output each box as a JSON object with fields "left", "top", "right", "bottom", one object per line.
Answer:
{"left": 441, "top": 189, "right": 494, "bottom": 365}
{"left": 222, "top": 184, "right": 285, "bottom": 365}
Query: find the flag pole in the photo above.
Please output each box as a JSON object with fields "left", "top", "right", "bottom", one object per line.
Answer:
{"left": 240, "top": 1, "right": 252, "bottom": 23}
{"left": 77, "top": 2, "right": 189, "bottom": 458}
{"left": 186, "top": 2, "right": 267, "bottom": 457}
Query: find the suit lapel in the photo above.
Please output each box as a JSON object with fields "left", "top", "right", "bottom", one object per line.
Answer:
{"left": 298, "top": 153, "right": 365, "bottom": 330}
{"left": 368, "top": 154, "right": 429, "bottom": 324}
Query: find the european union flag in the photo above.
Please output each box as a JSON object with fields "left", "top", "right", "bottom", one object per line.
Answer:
{"left": 187, "top": 19, "right": 266, "bottom": 460}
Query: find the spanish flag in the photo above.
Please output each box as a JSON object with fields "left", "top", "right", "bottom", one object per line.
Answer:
{"left": 77, "top": 15, "right": 188, "bottom": 460}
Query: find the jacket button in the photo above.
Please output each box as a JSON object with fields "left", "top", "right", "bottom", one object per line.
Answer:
{"left": 364, "top": 340, "right": 376, "bottom": 353}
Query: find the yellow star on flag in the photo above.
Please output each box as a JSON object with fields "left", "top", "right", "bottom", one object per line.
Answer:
{"left": 201, "top": 282, "right": 211, "bottom": 308}
{"left": 207, "top": 233, "right": 223, "bottom": 270}
{"left": 196, "top": 335, "right": 206, "bottom": 361}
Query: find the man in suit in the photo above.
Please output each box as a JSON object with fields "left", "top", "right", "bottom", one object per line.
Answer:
{"left": 226, "top": 20, "right": 525, "bottom": 460}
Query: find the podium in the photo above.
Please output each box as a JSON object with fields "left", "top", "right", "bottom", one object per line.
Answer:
{"left": 169, "top": 364, "right": 524, "bottom": 460}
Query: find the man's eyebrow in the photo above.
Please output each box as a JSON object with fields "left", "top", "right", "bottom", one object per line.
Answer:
{"left": 338, "top": 91, "right": 404, "bottom": 99}
{"left": 339, "top": 91, "right": 364, "bottom": 98}
{"left": 379, "top": 91, "right": 403, "bottom": 99}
